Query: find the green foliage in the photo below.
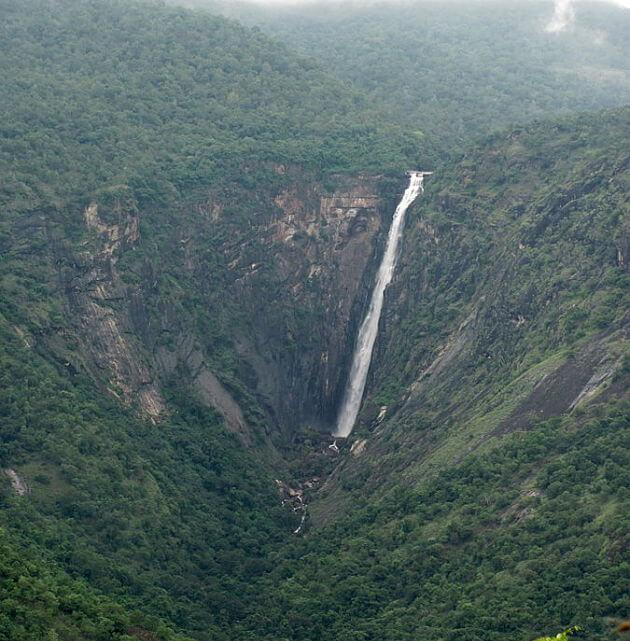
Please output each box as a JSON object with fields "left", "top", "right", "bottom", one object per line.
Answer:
{"left": 535, "top": 626, "right": 583, "bottom": 641}
{"left": 232, "top": 405, "right": 630, "bottom": 641}
{"left": 0, "top": 0, "right": 410, "bottom": 214}
{"left": 218, "top": 0, "right": 630, "bottom": 158}
{"left": 359, "top": 107, "right": 630, "bottom": 478}
{"left": 0, "top": 527, "right": 190, "bottom": 641}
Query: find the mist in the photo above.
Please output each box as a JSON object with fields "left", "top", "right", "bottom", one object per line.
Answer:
{"left": 546, "top": 0, "right": 576, "bottom": 30}
{"left": 236, "top": 0, "right": 630, "bottom": 7}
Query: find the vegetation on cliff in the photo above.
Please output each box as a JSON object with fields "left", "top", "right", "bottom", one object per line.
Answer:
{"left": 0, "top": 312, "right": 292, "bottom": 638}
{"left": 0, "top": 0, "right": 628, "bottom": 639}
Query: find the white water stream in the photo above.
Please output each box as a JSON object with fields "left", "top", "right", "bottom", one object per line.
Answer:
{"left": 334, "top": 171, "right": 430, "bottom": 438}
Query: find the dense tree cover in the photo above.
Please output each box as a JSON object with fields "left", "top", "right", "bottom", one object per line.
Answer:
{"left": 231, "top": 403, "right": 629, "bottom": 641}
{"left": 0, "top": 0, "right": 412, "bottom": 214}
{"left": 0, "top": 0, "right": 628, "bottom": 639}
{"left": 208, "top": 0, "right": 630, "bottom": 157}
{"left": 0, "top": 528, "right": 190, "bottom": 641}
{"left": 204, "top": 109, "right": 629, "bottom": 641}
{"left": 2, "top": 105, "right": 626, "bottom": 640}
{"left": 0, "top": 11, "right": 404, "bottom": 636}
{"left": 0, "top": 9, "right": 403, "bottom": 638}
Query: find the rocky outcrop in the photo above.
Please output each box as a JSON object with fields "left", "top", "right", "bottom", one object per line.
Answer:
{"left": 155, "top": 335, "right": 252, "bottom": 444}
{"left": 229, "top": 174, "right": 396, "bottom": 433}
{"left": 66, "top": 201, "right": 166, "bottom": 420}
{"left": 495, "top": 321, "right": 628, "bottom": 433}
{"left": 4, "top": 469, "right": 29, "bottom": 496}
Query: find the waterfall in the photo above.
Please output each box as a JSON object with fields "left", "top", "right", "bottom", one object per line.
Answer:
{"left": 334, "top": 171, "right": 429, "bottom": 438}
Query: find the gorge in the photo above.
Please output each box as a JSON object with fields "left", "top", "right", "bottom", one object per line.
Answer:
{"left": 0, "top": 1, "right": 628, "bottom": 640}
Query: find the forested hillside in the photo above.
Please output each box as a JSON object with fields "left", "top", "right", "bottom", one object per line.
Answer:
{"left": 0, "top": 0, "right": 628, "bottom": 640}
{"left": 205, "top": 0, "right": 630, "bottom": 156}
{"left": 0, "top": 0, "right": 411, "bottom": 213}
{"left": 0, "top": 526, "right": 193, "bottom": 641}
{"left": 235, "top": 406, "right": 629, "bottom": 641}
{"left": 229, "top": 108, "right": 630, "bottom": 641}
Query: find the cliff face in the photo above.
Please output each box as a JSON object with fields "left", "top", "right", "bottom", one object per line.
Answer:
{"left": 74, "top": 200, "right": 165, "bottom": 419}
{"left": 30, "top": 169, "right": 396, "bottom": 444}
{"left": 232, "top": 173, "right": 391, "bottom": 433}
{"left": 309, "top": 110, "right": 629, "bottom": 524}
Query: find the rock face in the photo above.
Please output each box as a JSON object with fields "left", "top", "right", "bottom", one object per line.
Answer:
{"left": 36, "top": 169, "right": 397, "bottom": 442}
{"left": 59, "top": 199, "right": 166, "bottom": 421}
{"left": 154, "top": 335, "right": 252, "bottom": 443}
{"left": 3, "top": 469, "right": 29, "bottom": 496}
{"left": 233, "top": 174, "right": 392, "bottom": 433}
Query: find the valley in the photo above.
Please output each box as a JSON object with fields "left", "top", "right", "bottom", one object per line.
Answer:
{"left": 0, "top": 1, "right": 628, "bottom": 640}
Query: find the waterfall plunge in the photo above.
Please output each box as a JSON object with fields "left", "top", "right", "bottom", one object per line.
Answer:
{"left": 334, "top": 171, "right": 429, "bottom": 438}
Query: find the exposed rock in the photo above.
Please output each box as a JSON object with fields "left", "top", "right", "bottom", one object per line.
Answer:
{"left": 69, "top": 202, "right": 166, "bottom": 420}
{"left": 350, "top": 439, "right": 367, "bottom": 457}
{"left": 4, "top": 469, "right": 29, "bottom": 496}
{"left": 80, "top": 294, "right": 165, "bottom": 420}
{"left": 155, "top": 335, "right": 253, "bottom": 445}
{"left": 194, "top": 369, "right": 250, "bottom": 443}
{"left": 232, "top": 174, "right": 396, "bottom": 433}
{"left": 616, "top": 229, "right": 629, "bottom": 270}
{"left": 409, "top": 306, "right": 479, "bottom": 396}
{"left": 12, "top": 325, "right": 33, "bottom": 349}
{"left": 126, "top": 627, "right": 160, "bottom": 641}
{"left": 570, "top": 361, "right": 619, "bottom": 410}
{"left": 84, "top": 202, "right": 140, "bottom": 259}
{"left": 36, "top": 171, "right": 397, "bottom": 444}
{"left": 275, "top": 478, "right": 311, "bottom": 534}
{"left": 496, "top": 322, "right": 627, "bottom": 434}
{"left": 500, "top": 482, "right": 543, "bottom": 525}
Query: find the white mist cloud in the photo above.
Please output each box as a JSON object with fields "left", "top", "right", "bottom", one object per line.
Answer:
{"left": 546, "top": 0, "right": 575, "bottom": 31}
{"left": 545, "top": 0, "right": 629, "bottom": 34}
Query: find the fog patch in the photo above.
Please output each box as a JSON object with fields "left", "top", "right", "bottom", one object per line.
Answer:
{"left": 546, "top": 0, "right": 575, "bottom": 32}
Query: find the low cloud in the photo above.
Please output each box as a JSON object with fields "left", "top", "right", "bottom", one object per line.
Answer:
{"left": 546, "top": 0, "right": 575, "bottom": 32}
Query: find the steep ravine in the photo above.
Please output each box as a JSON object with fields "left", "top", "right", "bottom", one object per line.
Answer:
{"left": 35, "top": 169, "right": 403, "bottom": 451}
{"left": 229, "top": 171, "right": 402, "bottom": 435}
{"left": 306, "top": 111, "right": 629, "bottom": 526}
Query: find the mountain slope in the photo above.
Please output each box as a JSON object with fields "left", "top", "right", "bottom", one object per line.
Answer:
{"left": 236, "top": 403, "right": 629, "bottom": 641}
{"left": 0, "top": 526, "right": 192, "bottom": 641}
{"left": 229, "top": 108, "right": 630, "bottom": 641}
{"left": 0, "top": 0, "right": 628, "bottom": 639}
{"left": 352, "top": 107, "right": 629, "bottom": 491}
{"left": 306, "top": 107, "right": 629, "bottom": 519}
{"left": 0, "top": 0, "right": 410, "bottom": 637}
{"left": 203, "top": 0, "right": 630, "bottom": 157}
